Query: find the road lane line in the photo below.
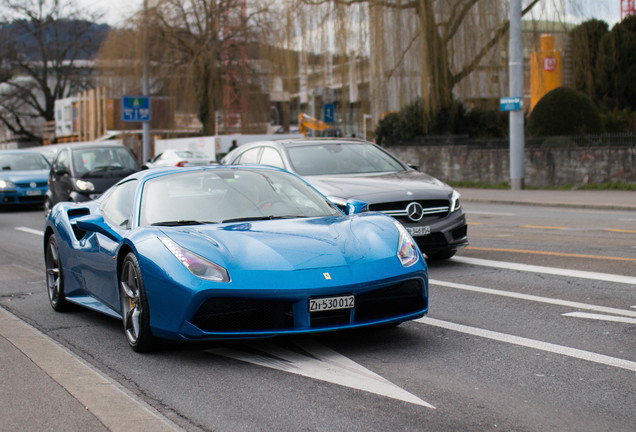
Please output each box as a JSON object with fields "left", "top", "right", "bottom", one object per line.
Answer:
{"left": 429, "top": 279, "right": 636, "bottom": 318}
{"left": 451, "top": 256, "right": 636, "bottom": 285}
{"left": 416, "top": 317, "right": 636, "bottom": 373}
{"left": 468, "top": 211, "right": 516, "bottom": 216}
{"left": 465, "top": 246, "right": 635, "bottom": 262}
{"left": 604, "top": 228, "right": 636, "bottom": 234}
{"left": 562, "top": 312, "right": 636, "bottom": 324}
{"left": 15, "top": 227, "right": 44, "bottom": 237}
{"left": 520, "top": 225, "right": 566, "bottom": 230}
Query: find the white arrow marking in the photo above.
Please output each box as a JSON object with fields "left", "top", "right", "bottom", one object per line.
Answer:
{"left": 562, "top": 312, "right": 636, "bottom": 325}
{"left": 207, "top": 339, "right": 435, "bottom": 408}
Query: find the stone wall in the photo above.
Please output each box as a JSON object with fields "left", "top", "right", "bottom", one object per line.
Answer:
{"left": 386, "top": 145, "right": 636, "bottom": 186}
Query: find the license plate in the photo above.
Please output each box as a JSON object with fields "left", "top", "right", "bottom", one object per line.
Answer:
{"left": 406, "top": 225, "right": 431, "bottom": 236}
{"left": 25, "top": 190, "right": 42, "bottom": 196}
{"left": 309, "top": 295, "right": 355, "bottom": 312}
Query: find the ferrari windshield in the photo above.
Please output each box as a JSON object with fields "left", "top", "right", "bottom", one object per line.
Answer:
{"left": 140, "top": 168, "right": 341, "bottom": 226}
{"left": 287, "top": 142, "right": 406, "bottom": 176}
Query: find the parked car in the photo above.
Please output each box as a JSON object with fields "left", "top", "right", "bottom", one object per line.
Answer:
{"left": 45, "top": 142, "right": 140, "bottom": 216}
{"left": 221, "top": 138, "right": 468, "bottom": 260}
{"left": 143, "top": 149, "right": 215, "bottom": 169}
{"left": 0, "top": 150, "right": 51, "bottom": 207}
{"left": 44, "top": 165, "right": 429, "bottom": 352}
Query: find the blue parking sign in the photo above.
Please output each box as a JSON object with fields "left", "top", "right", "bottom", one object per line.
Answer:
{"left": 324, "top": 103, "right": 334, "bottom": 123}
{"left": 122, "top": 96, "right": 151, "bottom": 122}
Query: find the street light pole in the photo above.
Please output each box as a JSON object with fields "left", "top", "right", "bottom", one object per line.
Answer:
{"left": 509, "top": 0, "right": 525, "bottom": 190}
{"left": 141, "top": 0, "right": 150, "bottom": 164}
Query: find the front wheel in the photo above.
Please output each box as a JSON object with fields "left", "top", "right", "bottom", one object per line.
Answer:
{"left": 45, "top": 235, "right": 70, "bottom": 312}
{"left": 120, "top": 253, "right": 156, "bottom": 353}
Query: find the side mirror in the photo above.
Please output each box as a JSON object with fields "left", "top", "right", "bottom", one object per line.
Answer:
{"left": 75, "top": 214, "right": 121, "bottom": 242}
{"left": 408, "top": 164, "right": 419, "bottom": 171}
{"left": 345, "top": 199, "right": 369, "bottom": 215}
{"left": 54, "top": 167, "right": 69, "bottom": 176}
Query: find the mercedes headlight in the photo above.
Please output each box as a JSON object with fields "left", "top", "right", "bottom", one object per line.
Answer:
{"left": 0, "top": 179, "right": 16, "bottom": 189}
{"left": 160, "top": 237, "right": 229, "bottom": 282}
{"left": 450, "top": 190, "right": 461, "bottom": 212}
{"left": 394, "top": 221, "right": 419, "bottom": 267}
{"left": 75, "top": 179, "right": 95, "bottom": 192}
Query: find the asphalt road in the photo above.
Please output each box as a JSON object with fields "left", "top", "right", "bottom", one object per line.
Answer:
{"left": 0, "top": 201, "right": 634, "bottom": 432}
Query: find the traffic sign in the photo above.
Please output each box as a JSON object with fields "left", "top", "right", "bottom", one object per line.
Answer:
{"left": 122, "top": 96, "right": 151, "bottom": 122}
{"left": 500, "top": 96, "right": 523, "bottom": 112}
{"left": 324, "top": 103, "right": 334, "bottom": 123}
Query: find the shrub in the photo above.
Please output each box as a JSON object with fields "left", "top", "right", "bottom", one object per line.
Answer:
{"left": 527, "top": 87, "right": 603, "bottom": 136}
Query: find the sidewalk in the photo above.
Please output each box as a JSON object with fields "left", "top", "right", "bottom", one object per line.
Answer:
{"left": 456, "top": 188, "right": 636, "bottom": 211}
{"left": 0, "top": 306, "right": 181, "bottom": 432}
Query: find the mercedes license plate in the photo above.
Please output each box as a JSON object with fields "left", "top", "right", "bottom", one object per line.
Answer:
{"left": 309, "top": 295, "right": 355, "bottom": 312}
{"left": 406, "top": 225, "right": 431, "bottom": 236}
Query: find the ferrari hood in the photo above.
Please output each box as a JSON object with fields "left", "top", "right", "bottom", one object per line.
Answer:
{"left": 304, "top": 170, "right": 452, "bottom": 203}
{"left": 161, "top": 214, "right": 399, "bottom": 271}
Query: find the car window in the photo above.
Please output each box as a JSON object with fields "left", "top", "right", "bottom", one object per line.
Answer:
{"left": 259, "top": 147, "right": 285, "bottom": 169}
{"left": 287, "top": 143, "right": 406, "bottom": 176}
{"left": 72, "top": 147, "right": 139, "bottom": 176}
{"left": 0, "top": 153, "right": 49, "bottom": 171}
{"left": 101, "top": 179, "right": 138, "bottom": 229}
{"left": 237, "top": 148, "right": 261, "bottom": 164}
{"left": 53, "top": 149, "right": 70, "bottom": 173}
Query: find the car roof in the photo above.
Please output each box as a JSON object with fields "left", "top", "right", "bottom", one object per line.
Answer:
{"left": 246, "top": 137, "right": 369, "bottom": 147}
{"left": 132, "top": 164, "right": 286, "bottom": 183}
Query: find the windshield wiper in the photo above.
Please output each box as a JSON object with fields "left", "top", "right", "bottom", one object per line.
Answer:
{"left": 151, "top": 220, "right": 217, "bottom": 226}
{"left": 221, "top": 215, "right": 305, "bottom": 223}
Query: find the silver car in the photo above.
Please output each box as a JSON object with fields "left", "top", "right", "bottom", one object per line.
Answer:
{"left": 144, "top": 149, "right": 215, "bottom": 169}
{"left": 221, "top": 138, "right": 468, "bottom": 260}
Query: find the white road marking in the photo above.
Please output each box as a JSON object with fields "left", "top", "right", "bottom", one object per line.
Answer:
{"left": 562, "top": 312, "right": 636, "bottom": 325}
{"left": 468, "top": 211, "right": 516, "bottom": 216}
{"left": 451, "top": 256, "right": 636, "bottom": 285}
{"left": 207, "top": 339, "right": 435, "bottom": 408}
{"left": 430, "top": 279, "right": 636, "bottom": 318}
{"left": 416, "top": 317, "right": 636, "bottom": 373}
{"left": 15, "top": 226, "right": 44, "bottom": 237}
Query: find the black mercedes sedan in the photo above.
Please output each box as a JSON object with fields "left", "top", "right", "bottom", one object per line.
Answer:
{"left": 221, "top": 138, "right": 467, "bottom": 260}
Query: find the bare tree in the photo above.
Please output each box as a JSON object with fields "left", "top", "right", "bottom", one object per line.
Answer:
{"left": 267, "top": 0, "right": 549, "bottom": 130}
{"left": 0, "top": 0, "right": 106, "bottom": 143}
{"left": 97, "top": 0, "right": 271, "bottom": 136}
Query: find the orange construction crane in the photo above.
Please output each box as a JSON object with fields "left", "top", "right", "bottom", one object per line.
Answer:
{"left": 298, "top": 113, "right": 341, "bottom": 137}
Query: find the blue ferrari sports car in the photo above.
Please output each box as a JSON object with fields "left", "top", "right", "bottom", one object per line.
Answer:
{"left": 44, "top": 165, "right": 428, "bottom": 352}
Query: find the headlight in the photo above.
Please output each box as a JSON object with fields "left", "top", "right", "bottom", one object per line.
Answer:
{"left": 160, "top": 237, "right": 230, "bottom": 282}
{"left": 450, "top": 190, "right": 461, "bottom": 212}
{"left": 75, "top": 179, "right": 95, "bottom": 192}
{"left": 394, "top": 221, "right": 419, "bottom": 267}
{"left": 0, "top": 179, "right": 16, "bottom": 189}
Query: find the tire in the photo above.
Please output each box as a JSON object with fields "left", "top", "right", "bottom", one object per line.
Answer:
{"left": 120, "top": 253, "right": 156, "bottom": 353}
{"left": 425, "top": 250, "right": 456, "bottom": 261}
{"left": 45, "top": 235, "right": 70, "bottom": 312}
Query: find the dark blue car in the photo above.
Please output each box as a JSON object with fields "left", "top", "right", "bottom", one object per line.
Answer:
{"left": 0, "top": 150, "right": 50, "bottom": 207}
